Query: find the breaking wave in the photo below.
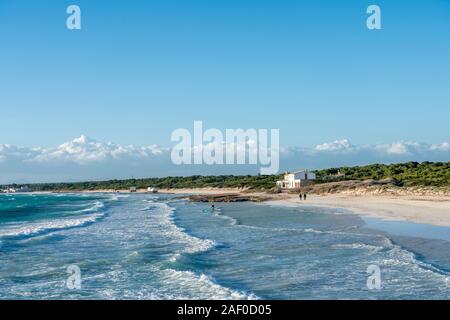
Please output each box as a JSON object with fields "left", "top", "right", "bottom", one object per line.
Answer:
{"left": 0, "top": 201, "right": 105, "bottom": 239}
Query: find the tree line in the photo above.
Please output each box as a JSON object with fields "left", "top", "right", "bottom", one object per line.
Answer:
{"left": 2, "top": 161, "right": 448, "bottom": 192}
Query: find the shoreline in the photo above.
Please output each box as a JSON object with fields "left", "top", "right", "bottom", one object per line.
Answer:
{"left": 154, "top": 188, "right": 450, "bottom": 228}
{"left": 5, "top": 188, "right": 449, "bottom": 228}
{"left": 266, "top": 193, "right": 450, "bottom": 227}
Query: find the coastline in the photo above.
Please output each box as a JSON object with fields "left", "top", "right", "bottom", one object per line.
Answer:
{"left": 266, "top": 193, "right": 450, "bottom": 227}
{"left": 4, "top": 186, "right": 450, "bottom": 299}
{"left": 11, "top": 187, "right": 450, "bottom": 228}
{"left": 5, "top": 187, "right": 450, "bottom": 299}
{"left": 155, "top": 188, "right": 450, "bottom": 228}
{"left": 69, "top": 188, "right": 244, "bottom": 195}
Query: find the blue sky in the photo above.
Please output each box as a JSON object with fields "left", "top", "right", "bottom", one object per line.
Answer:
{"left": 0, "top": 0, "right": 449, "bottom": 182}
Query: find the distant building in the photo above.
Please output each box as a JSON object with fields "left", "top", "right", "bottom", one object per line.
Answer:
{"left": 17, "top": 186, "right": 30, "bottom": 193}
{"left": 321, "top": 170, "right": 345, "bottom": 181}
{"left": 130, "top": 187, "right": 137, "bottom": 193}
{"left": 1, "top": 186, "right": 30, "bottom": 193}
{"left": 276, "top": 170, "right": 316, "bottom": 189}
{"left": 147, "top": 187, "right": 158, "bottom": 193}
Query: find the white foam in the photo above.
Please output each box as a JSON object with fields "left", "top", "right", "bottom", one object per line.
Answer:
{"left": 0, "top": 201, "right": 105, "bottom": 238}
{"left": 159, "top": 268, "right": 258, "bottom": 300}
{"left": 125, "top": 251, "right": 140, "bottom": 260}
{"left": 135, "top": 201, "right": 258, "bottom": 299}
{"left": 212, "top": 209, "right": 238, "bottom": 226}
{"left": 332, "top": 243, "right": 383, "bottom": 252}
{"left": 148, "top": 202, "right": 216, "bottom": 259}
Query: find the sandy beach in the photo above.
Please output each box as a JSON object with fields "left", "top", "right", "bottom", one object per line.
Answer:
{"left": 66, "top": 187, "right": 450, "bottom": 227}
{"left": 267, "top": 193, "right": 450, "bottom": 227}
{"left": 155, "top": 187, "right": 450, "bottom": 228}
{"left": 157, "top": 188, "right": 244, "bottom": 195}
{"left": 77, "top": 188, "right": 244, "bottom": 195}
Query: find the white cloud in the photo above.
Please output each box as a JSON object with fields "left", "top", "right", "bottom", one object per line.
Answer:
{"left": 315, "top": 139, "right": 355, "bottom": 152}
{"left": 430, "top": 142, "right": 450, "bottom": 152}
{"left": 0, "top": 136, "right": 448, "bottom": 184}
{"left": 386, "top": 142, "right": 410, "bottom": 155}
{"left": 0, "top": 144, "right": 40, "bottom": 160}
{"left": 376, "top": 142, "right": 410, "bottom": 155}
{"left": 29, "top": 135, "right": 167, "bottom": 164}
{"left": 280, "top": 139, "right": 450, "bottom": 173}
{"left": 311, "top": 140, "right": 445, "bottom": 157}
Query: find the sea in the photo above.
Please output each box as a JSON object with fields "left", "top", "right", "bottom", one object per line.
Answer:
{"left": 1, "top": 192, "right": 450, "bottom": 300}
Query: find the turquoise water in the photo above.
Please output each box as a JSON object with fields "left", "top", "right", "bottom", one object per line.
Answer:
{"left": 1, "top": 193, "right": 450, "bottom": 299}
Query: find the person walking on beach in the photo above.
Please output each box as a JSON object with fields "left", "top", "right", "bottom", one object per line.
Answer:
{"left": 299, "top": 193, "right": 302, "bottom": 201}
{"left": 303, "top": 194, "right": 307, "bottom": 200}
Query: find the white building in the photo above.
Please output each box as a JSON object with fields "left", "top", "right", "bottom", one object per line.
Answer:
{"left": 276, "top": 170, "right": 316, "bottom": 189}
{"left": 18, "top": 186, "right": 30, "bottom": 193}
{"left": 147, "top": 187, "right": 158, "bottom": 193}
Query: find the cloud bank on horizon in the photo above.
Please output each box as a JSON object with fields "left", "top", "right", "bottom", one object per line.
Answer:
{"left": 0, "top": 135, "right": 449, "bottom": 184}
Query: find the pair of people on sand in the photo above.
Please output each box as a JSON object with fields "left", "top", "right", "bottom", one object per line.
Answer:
{"left": 299, "top": 193, "right": 307, "bottom": 200}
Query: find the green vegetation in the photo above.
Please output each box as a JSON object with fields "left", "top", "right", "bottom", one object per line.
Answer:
{"left": 315, "top": 161, "right": 450, "bottom": 187}
{"left": 3, "top": 161, "right": 448, "bottom": 192}
{"left": 25, "top": 174, "right": 283, "bottom": 192}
